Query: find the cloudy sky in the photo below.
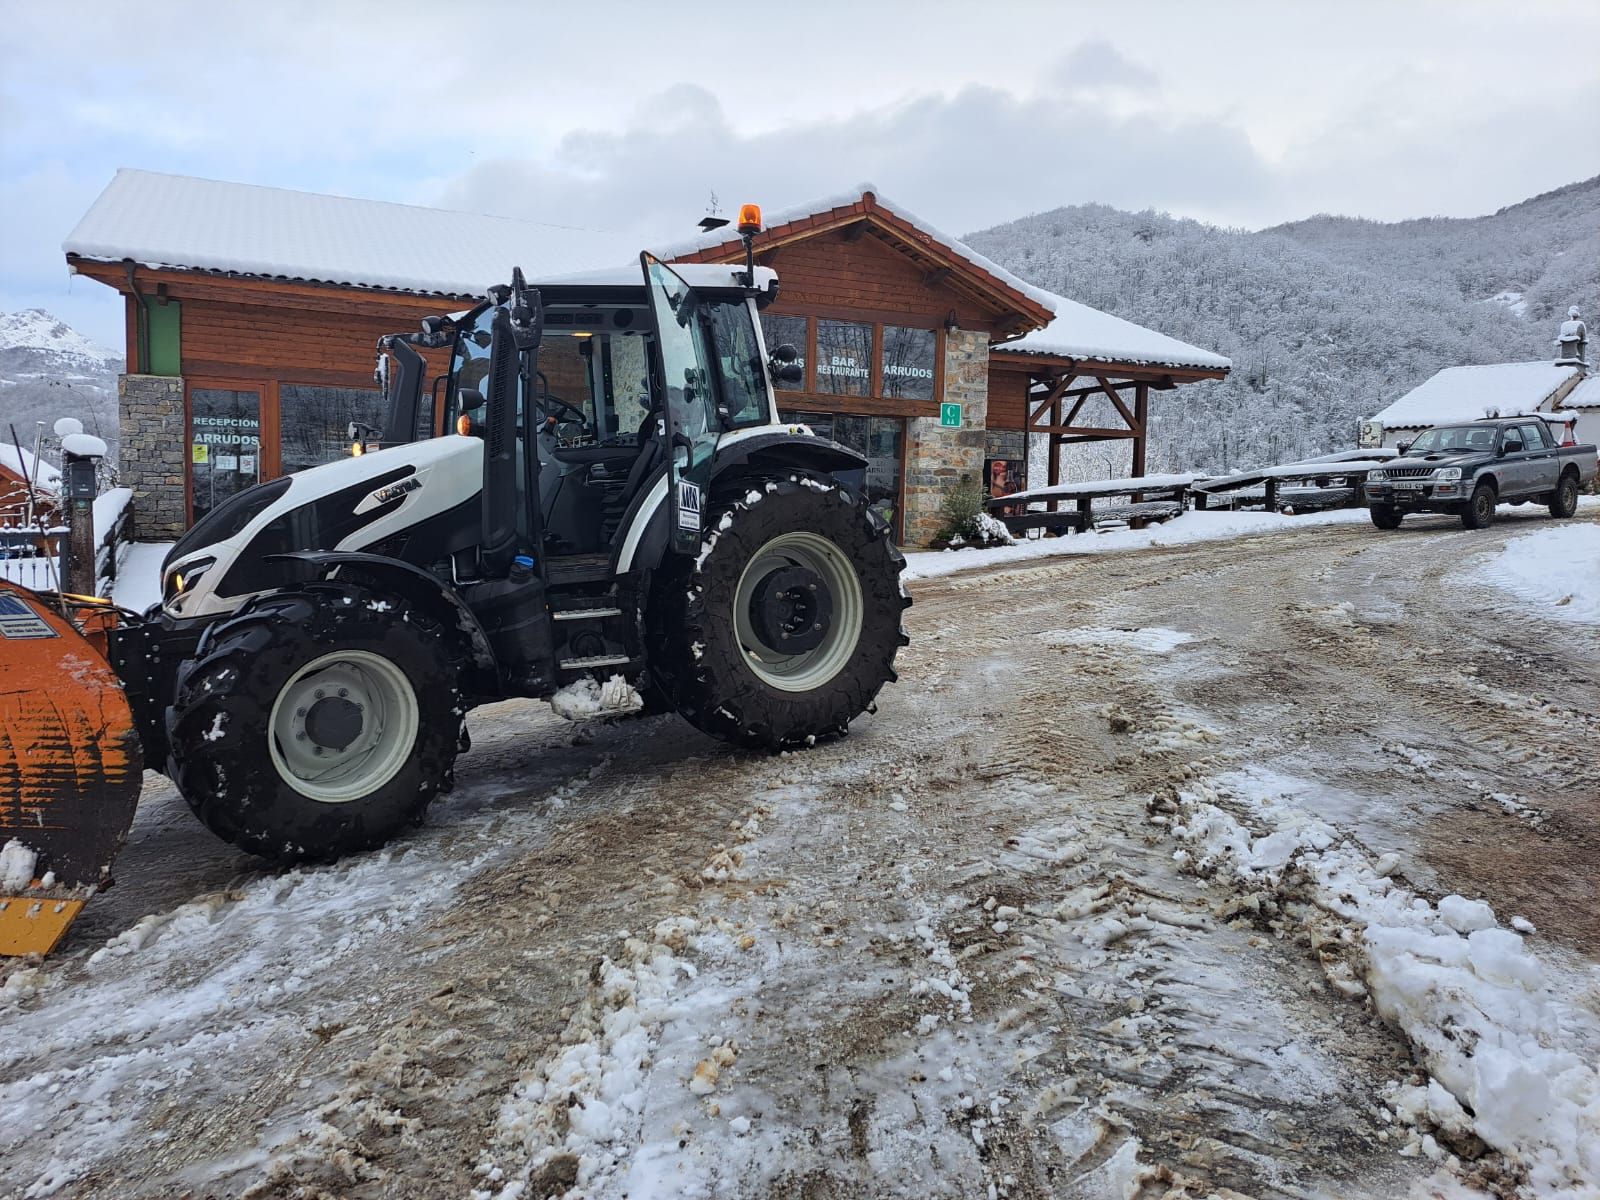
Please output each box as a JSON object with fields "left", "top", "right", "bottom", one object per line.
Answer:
{"left": 2, "top": 0, "right": 1596, "bottom": 349}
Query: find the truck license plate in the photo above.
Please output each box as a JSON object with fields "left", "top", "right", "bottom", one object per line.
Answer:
{"left": 1393, "top": 480, "right": 1425, "bottom": 490}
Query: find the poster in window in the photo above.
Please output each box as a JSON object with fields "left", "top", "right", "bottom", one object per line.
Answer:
{"left": 986, "top": 458, "right": 1025, "bottom": 515}
{"left": 882, "top": 326, "right": 936, "bottom": 401}
{"left": 815, "top": 320, "right": 872, "bottom": 397}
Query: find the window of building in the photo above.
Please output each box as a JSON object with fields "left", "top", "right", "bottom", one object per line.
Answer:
{"left": 815, "top": 319, "right": 873, "bottom": 397}
{"left": 190, "top": 387, "right": 262, "bottom": 523}
{"left": 881, "top": 326, "right": 936, "bottom": 401}
{"left": 279, "top": 384, "right": 388, "bottom": 474}
{"left": 780, "top": 409, "right": 903, "bottom": 533}
{"left": 760, "top": 314, "right": 807, "bottom": 391}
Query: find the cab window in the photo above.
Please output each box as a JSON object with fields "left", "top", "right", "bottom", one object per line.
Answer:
{"left": 1519, "top": 422, "right": 1548, "bottom": 450}
{"left": 707, "top": 300, "right": 770, "bottom": 428}
{"left": 1501, "top": 426, "right": 1525, "bottom": 453}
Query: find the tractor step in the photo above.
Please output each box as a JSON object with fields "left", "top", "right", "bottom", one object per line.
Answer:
{"left": 552, "top": 607, "right": 622, "bottom": 621}
{"left": 559, "top": 653, "right": 633, "bottom": 670}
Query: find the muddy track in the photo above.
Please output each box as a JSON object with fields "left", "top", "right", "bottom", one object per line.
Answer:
{"left": 3, "top": 511, "right": 1594, "bottom": 1200}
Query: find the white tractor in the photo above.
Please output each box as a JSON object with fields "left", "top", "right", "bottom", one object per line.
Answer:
{"left": 108, "top": 226, "right": 909, "bottom": 861}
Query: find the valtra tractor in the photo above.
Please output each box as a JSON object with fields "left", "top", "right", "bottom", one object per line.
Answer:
{"left": 0, "top": 212, "right": 910, "bottom": 956}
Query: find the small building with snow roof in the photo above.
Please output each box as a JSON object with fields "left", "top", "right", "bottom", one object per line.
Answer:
{"left": 63, "top": 170, "right": 1229, "bottom": 544}
{"left": 1361, "top": 360, "right": 1586, "bottom": 450}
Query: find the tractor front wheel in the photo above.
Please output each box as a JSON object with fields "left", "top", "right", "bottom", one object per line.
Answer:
{"left": 653, "top": 477, "right": 910, "bottom": 749}
{"left": 166, "top": 582, "right": 464, "bottom": 862}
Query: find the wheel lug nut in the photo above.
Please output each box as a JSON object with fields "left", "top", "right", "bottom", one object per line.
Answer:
{"left": 315, "top": 689, "right": 325, "bottom": 699}
{"left": 296, "top": 731, "right": 306, "bottom": 741}
{"left": 296, "top": 707, "right": 307, "bottom": 717}
{"left": 338, "top": 688, "right": 349, "bottom": 698}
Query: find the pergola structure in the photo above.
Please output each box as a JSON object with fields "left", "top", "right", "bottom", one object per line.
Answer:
{"left": 989, "top": 350, "right": 1230, "bottom": 485}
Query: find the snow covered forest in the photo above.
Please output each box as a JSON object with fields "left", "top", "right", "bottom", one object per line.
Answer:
{"left": 967, "top": 175, "right": 1600, "bottom": 474}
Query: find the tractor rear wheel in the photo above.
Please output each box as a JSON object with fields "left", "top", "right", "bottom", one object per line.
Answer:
{"left": 166, "top": 581, "right": 464, "bottom": 862}
{"left": 652, "top": 476, "right": 910, "bottom": 749}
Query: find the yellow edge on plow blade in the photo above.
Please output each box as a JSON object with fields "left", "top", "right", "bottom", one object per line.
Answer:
{"left": 0, "top": 582, "right": 142, "bottom": 957}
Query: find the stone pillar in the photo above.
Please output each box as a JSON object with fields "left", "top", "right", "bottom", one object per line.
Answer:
{"left": 901, "top": 328, "right": 990, "bottom": 548}
{"left": 118, "top": 374, "right": 187, "bottom": 540}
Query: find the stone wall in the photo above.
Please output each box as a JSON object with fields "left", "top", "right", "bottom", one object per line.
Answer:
{"left": 900, "top": 328, "right": 989, "bottom": 548}
{"left": 118, "top": 374, "right": 187, "bottom": 540}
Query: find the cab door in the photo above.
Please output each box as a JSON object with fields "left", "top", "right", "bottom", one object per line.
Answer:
{"left": 642, "top": 254, "right": 722, "bottom": 554}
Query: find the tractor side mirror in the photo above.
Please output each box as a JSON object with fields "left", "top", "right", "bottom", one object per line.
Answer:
{"left": 775, "top": 362, "right": 804, "bottom": 384}
{"left": 773, "top": 342, "right": 799, "bottom": 363}
{"left": 1396, "top": 441, "right": 1412, "bottom": 454}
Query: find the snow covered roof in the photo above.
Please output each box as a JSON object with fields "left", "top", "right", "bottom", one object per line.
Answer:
{"left": 997, "top": 292, "right": 1232, "bottom": 373}
{"left": 1369, "top": 362, "right": 1583, "bottom": 430}
{"left": 64, "top": 169, "right": 639, "bottom": 298}
{"left": 63, "top": 171, "right": 1230, "bottom": 373}
{"left": 1559, "top": 375, "right": 1600, "bottom": 409}
{"left": 663, "top": 184, "right": 1229, "bottom": 372}
{"left": 0, "top": 443, "right": 61, "bottom": 492}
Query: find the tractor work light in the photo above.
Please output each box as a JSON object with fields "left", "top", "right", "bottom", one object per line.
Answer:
{"left": 737, "top": 204, "right": 762, "bottom": 235}
{"left": 456, "top": 414, "right": 475, "bottom": 437}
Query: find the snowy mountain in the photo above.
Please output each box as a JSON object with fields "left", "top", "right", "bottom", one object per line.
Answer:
{"left": 0, "top": 309, "right": 123, "bottom": 463}
{"left": 966, "top": 176, "right": 1599, "bottom": 474}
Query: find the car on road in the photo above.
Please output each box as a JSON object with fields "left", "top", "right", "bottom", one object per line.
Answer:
{"left": 1365, "top": 417, "right": 1597, "bottom": 530}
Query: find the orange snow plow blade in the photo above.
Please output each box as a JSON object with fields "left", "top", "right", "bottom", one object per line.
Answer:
{"left": 0, "top": 582, "right": 141, "bottom": 956}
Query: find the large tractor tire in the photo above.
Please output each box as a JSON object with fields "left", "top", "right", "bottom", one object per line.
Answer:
{"left": 166, "top": 581, "right": 464, "bottom": 862}
{"left": 652, "top": 476, "right": 910, "bottom": 749}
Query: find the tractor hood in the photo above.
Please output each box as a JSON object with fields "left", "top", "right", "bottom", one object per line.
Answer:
{"left": 161, "top": 435, "right": 483, "bottom": 621}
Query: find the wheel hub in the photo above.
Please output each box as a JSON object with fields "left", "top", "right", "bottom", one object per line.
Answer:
{"left": 304, "top": 696, "right": 364, "bottom": 752}
{"left": 268, "top": 653, "right": 419, "bottom": 804}
{"left": 749, "top": 565, "right": 833, "bottom": 653}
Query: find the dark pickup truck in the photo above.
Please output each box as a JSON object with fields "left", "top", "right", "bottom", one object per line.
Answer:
{"left": 1366, "top": 417, "right": 1597, "bottom": 530}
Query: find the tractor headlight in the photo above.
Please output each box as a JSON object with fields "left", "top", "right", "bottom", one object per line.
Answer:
{"left": 1434, "top": 467, "right": 1462, "bottom": 481}
{"left": 164, "top": 557, "right": 215, "bottom": 605}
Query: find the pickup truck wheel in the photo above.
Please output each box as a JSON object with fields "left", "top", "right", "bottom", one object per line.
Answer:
{"left": 1369, "top": 505, "right": 1402, "bottom": 530}
{"left": 1461, "top": 481, "right": 1497, "bottom": 529}
{"left": 1549, "top": 472, "right": 1580, "bottom": 519}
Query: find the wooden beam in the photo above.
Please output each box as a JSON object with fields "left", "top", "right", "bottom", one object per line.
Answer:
{"left": 1039, "top": 427, "right": 1138, "bottom": 439}
{"left": 1028, "top": 374, "right": 1078, "bottom": 425}
{"left": 1131, "top": 382, "right": 1150, "bottom": 477}
{"left": 1095, "top": 376, "right": 1142, "bottom": 432}
{"left": 921, "top": 266, "right": 952, "bottom": 288}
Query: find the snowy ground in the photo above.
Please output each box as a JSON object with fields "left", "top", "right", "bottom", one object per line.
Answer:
{"left": 3, "top": 506, "right": 1598, "bottom": 1199}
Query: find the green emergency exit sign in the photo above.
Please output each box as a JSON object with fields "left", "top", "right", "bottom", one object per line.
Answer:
{"left": 939, "top": 402, "right": 962, "bottom": 428}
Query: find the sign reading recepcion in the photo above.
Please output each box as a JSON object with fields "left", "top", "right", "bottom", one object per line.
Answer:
{"left": 939, "top": 402, "right": 962, "bottom": 428}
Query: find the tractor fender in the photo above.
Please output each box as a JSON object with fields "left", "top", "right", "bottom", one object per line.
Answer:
{"left": 266, "top": 550, "right": 496, "bottom": 672}
{"left": 619, "top": 435, "right": 870, "bottom": 575}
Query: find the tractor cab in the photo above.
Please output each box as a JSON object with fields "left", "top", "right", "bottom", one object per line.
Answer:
{"left": 380, "top": 256, "right": 783, "bottom": 569}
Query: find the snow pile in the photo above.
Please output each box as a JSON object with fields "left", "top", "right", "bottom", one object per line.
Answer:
{"left": 110, "top": 541, "right": 172, "bottom": 613}
{"left": 903, "top": 505, "right": 1371, "bottom": 581}
{"left": 1167, "top": 771, "right": 1600, "bottom": 1194}
{"left": 1039, "top": 626, "right": 1195, "bottom": 654}
{"left": 1473, "top": 524, "right": 1600, "bottom": 625}
{"left": 1369, "top": 361, "right": 1581, "bottom": 431}
{"left": 550, "top": 675, "right": 644, "bottom": 721}
{"left": 0, "top": 839, "right": 39, "bottom": 891}
{"left": 475, "top": 918, "right": 705, "bottom": 1198}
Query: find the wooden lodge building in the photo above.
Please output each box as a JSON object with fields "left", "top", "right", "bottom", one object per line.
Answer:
{"left": 63, "top": 169, "right": 1230, "bottom": 546}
